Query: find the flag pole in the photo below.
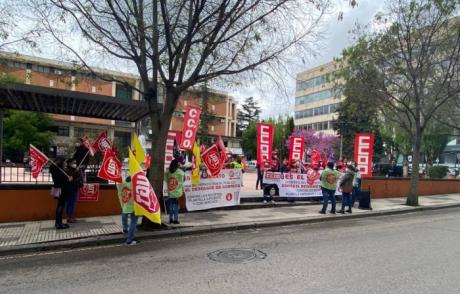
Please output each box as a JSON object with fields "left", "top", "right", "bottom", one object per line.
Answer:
{"left": 76, "top": 150, "right": 90, "bottom": 171}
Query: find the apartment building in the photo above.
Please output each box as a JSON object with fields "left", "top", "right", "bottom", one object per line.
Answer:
{"left": 0, "top": 52, "right": 241, "bottom": 157}
{"left": 294, "top": 61, "right": 342, "bottom": 135}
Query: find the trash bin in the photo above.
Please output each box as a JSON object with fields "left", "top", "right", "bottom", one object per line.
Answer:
{"left": 358, "top": 190, "right": 372, "bottom": 210}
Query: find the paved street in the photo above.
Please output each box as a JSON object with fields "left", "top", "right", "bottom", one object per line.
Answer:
{"left": 2, "top": 207, "right": 460, "bottom": 294}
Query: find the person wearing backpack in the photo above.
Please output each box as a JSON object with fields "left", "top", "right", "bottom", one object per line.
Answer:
{"left": 165, "top": 159, "right": 185, "bottom": 224}
{"left": 339, "top": 165, "right": 355, "bottom": 214}
{"left": 319, "top": 161, "right": 341, "bottom": 214}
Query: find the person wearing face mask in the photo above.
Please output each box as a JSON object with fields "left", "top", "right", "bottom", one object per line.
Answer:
{"left": 50, "top": 157, "right": 72, "bottom": 229}
{"left": 72, "top": 138, "right": 89, "bottom": 168}
{"left": 66, "top": 159, "right": 84, "bottom": 223}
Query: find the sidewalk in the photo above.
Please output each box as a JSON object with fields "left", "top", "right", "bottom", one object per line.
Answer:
{"left": 2, "top": 194, "right": 460, "bottom": 255}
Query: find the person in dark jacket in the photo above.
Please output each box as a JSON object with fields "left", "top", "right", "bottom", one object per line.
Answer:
{"left": 73, "top": 138, "right": 89, "bottom": 167}
{"left": 338, "top": 165, "right": 355, "bottom": 214}
{"left": 66, "top": 159, "right": 84, "bottom": 223}
{"left": 50, "top": 157, "right": 72, "bottom": 229}
{"left": 256, "top": 163, "right": 264, "bottom": 190}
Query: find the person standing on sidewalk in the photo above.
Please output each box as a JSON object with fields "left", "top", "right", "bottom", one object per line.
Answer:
{"left": 50, "top": 158, "right": 72, "bottom": 229}
{"left": 165, "top": 159, "right": 185, "bottom": 224}
{"left": 256, "top": 163, "right": 265, "bottom": 190}
{"left": 319, "top": 162, "right": 341, "bottom": 215}
{"left": 66, "top": 159, "right": 83, "bottom": 223}
{"left": 338, "top": 165, "right": 355, "bottom": 214}
{"left": 351, "top": 164, "right": 361, "bottom": 207}
{"left": 116, "top": 176, "right": 137, "bottom": 245}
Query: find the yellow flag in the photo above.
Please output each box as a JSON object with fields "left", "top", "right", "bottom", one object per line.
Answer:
{"left": 129, "top": 148, "right": 161, "bottom": 224}
{"left": 131, "top": 133, "right": 146, "bottom": 164}
{"left": 192, "top": 142, "right": 201, "bottom": 185}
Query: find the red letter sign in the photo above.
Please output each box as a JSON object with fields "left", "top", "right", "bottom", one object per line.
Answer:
{"left": 201, "top": 144, "right": 223, "bottom": 177}
{"left": 354, "top": 133, "right": 374, "bottom": 177}
{"left": 93, "top": 131, "right": 112, "bottom": 153}
{"left": 257, "top": 123, "right": 274, "bottom": 167}
{"left": 289, "top": 136, "right": 304, "bottom": 164}
{"left": 180, "top": 106, "right": 201, "bottom": 150}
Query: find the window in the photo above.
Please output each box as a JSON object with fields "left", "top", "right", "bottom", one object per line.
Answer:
{"left": 296, "top": 75, "right": 327, "bottom": 92}
{"left": 57, "top": 126, "right": 70, "bottom": 137}
{"left": 116, "top": 84, "right": 133, "bottom": 100}
{"left": 295, "top": 89, "right": 335, "bottom": 105}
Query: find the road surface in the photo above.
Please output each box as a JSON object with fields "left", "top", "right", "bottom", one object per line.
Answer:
{"left": 1, "top": 207, "right": 460, "bottom": 294}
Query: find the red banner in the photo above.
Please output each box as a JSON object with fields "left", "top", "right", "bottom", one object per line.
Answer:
{"left": 201, "top": 144, "right": 223, "bottom": 177}
{"left": 93, "top": 132, "right": 112, "bottom": 153}
{"left": 97, "top": 150, "right": 123, "bottom": 183}
{"left": 81, "top": 136, "right": 96, "bottom": 156}
{"left": 78, "top": 183, "right": 100, "bottom": 201}
{"left": 289, "top": 136, "right": 304, "bottom": 164}
{"left": 165, "top": 131, "right": 182, "bottom": 169}
{"left": 29, "top": 144, "right": 48, "bottom": 179}
{"left": 180, "top": 106, "right": 201, "bottom": 150}
{"left": 257, "top": 123, "right": 274, "bottom": 167}
{"left": 354, "top": 133, "right": 374, "bottom": 177}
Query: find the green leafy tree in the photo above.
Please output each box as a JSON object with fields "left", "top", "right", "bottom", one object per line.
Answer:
{"left": 237, "top": 97, "right": 261, "bottom": 137}
{"left": 241, "top": 121, "right": 258, "bottom": 159}
{"left": 335, "top": 0, "right": 460, "bottom": 206}
{"left": 3, "top": 110, "right": 54, "bottom": 161}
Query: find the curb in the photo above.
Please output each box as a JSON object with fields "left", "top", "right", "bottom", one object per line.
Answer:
{"left": 2, "top": 202, "right": 460, "bottom": 257}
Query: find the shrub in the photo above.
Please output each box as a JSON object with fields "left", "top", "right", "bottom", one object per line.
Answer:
{"left": 428, "top": 166, "right": 449, "bottom": 179}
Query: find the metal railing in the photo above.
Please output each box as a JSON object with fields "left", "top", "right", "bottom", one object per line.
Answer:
{"left": 0, "top": 165, "right": 53, "bottom": 184}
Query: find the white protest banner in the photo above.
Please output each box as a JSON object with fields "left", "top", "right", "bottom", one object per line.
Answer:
{"left": 184, "top": 169, "right": 242, "bottom": 211}
{"left": 263, "top": 171, "right": 342, "bottom": 197}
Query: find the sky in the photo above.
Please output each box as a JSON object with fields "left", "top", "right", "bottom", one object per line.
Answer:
{"left": 233, "top": 0, "right": 386, "bottom": 119}
{"left": 2, "top": 0, "right": 385, "bottom": 118}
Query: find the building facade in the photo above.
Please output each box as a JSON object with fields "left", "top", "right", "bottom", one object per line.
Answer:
{"left": 0, "top": 52, "right": 241, "bottom": 159}
{"left": 294, "top": 61, "right": 342, "bottom": 135}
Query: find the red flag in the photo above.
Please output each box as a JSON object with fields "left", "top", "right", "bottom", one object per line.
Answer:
{"left": 93, "top": 132, "right": 112, "bottom": 153}
{"left": 216, "top": 136, "right": 227, "bottom": 164}
{"left": 288, "top": 136, "right": 304, "bottom": 164}
{"left": 321, "top": 153, "right": 328, "bottom": 169}
{"left": 310, "top": 150, "right": 320, "bottom": 167}
{"left": 180, "top": 106, "right": 201, "bottom": 150}
{"left": 201, "top": 144, "right": 223, "bottom": 177}
{"left": 354, "top": 133, "right": 374, "bottom": 177}
{"left": 81, "top": 136, "right": 96, "bottom": 156}
{"left": 97, "top": 150, "right": 123, "bottom": 183}
{"left": 29, "top": 144, "right": 49, "bottom": 179}
{"left": 145, "top": 154, "right": 151, "bottom": 169}
{"left": 257, "top": 123, "right": 274, "bottom": 166}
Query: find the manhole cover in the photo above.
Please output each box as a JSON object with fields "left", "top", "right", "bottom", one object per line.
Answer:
{"left": 207, "top": 248, "right": 267, "bottom": 264}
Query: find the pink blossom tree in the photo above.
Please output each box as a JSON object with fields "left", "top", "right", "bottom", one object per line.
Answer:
{"left": 287, "top": 129, "right": 338, "bottom": 158}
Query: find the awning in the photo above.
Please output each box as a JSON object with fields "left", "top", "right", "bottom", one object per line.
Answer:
{"left": 0, "top": 83, "right": 150, "bottom": 122}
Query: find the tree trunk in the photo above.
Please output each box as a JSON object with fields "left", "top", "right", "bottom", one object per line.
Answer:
{"left": 406, "top": 134, "right": 422, "bottom": 206}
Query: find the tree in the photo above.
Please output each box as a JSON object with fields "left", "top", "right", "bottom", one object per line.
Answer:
{"left": 3, "top": 110, "right": 54, "bottom": 161}
{"left": 289, "top": 128, "right": 338, "bottom": 158}
{"left": 29, "top": 0, "right": 330, "bottom": 211}
{"left": 236, "top": 97, "right": 261, "bottom": 136}
{"left": 422, "top": 121, "right": 451, "bottom": 170}
{"left": 335, "top": 0, "right": 460, "bottom": 206}
{"left": 241, "top": 121, "right": 258, "bottom": 159}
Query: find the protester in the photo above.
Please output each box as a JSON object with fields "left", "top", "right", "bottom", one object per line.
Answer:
{"left": 269, "top": 151, "right": 280, "bottom": 172}
{"left": 231, "top": 155, "right": 244, "bottom": 170}
{"left": 280, "top": 158, "right": 290, "bottom": 173}
{"left": 50, "top": 157, "right": 72, "bottom": 229}
{"left": 339, "top": 165, "right": 355, "bottom": 213}
{"left": 319, "top": 162, "right": 341, "bottom": 214}
{"left": 351, "top": 163, "right": 362, "bottom": 207}
{"left": 66, "top": 159, "right": 84, "bottom": 223}
{"left": 116, "top": 176, "right": 137, "bottom": 245}
{"left": 263, "top": 186, "right": 277, "bottom": 204}
{"left": 256, "top": 163, "right": 264, "bottom": 190}
{"left": 165, "top": 159, "right": 185, "bottom": 224}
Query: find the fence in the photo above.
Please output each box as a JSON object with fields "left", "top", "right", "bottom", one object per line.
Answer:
{"left": 0, "top": 165, "right": 113, "bottom": 184}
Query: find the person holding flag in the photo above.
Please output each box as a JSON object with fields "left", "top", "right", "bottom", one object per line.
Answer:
{"left": 50, "top": 157, "right": 72, "bottom": 229}
{"left": 164, "top": 159, "right": 185, "bottom": 224}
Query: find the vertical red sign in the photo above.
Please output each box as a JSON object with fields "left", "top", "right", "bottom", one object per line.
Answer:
{"left": 180, "top": 106, "right": 201, "bottom": 150}
{"left": 354, "top": 133, "right": 374, "bottom": 177}
{"left": 164, "top": 131, "right": 182, "bottom": 169}
{"left": 289, "top": 136, "right": 304, "bottom": 163}
{"left": 257, "top": 123, "right": 274, "bottom": 167}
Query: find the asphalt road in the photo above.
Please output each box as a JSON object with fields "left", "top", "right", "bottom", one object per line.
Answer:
{"left": 1, "top": 208, "right": 460, "bottom": 294}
